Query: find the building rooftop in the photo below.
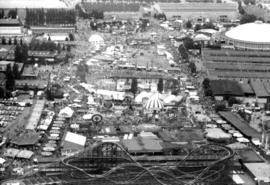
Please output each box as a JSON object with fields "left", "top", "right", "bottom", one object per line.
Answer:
{"left": 11, "top": 131, "right": 40, "bottom": 146}
{"left": 0, "top": 0, "right": 70, "bottom": 9}
{"left": 219, "top": 111, "right": 261, "bottom": 139}
{"left": 244, "top": 162, "right": 270, "bottom": 183}
{"left": 63, "top": 131, "right": 86, "bottom": 147}
{"left": 122, "top": 137, "right": 163, "bottom": 153}
{"left": 250, "top": 80, "right": 270, "bottom": 98}
{"left": 209, "top": 70, "right": 270, "bottom": 79}
{"left": 225, "top": 21, "right": 270, "bottom": 44}
{"left": 236, "top": 148, "right": 264, "bottom": 163}
{"left": 210, "top": 80, "right": 244, "bottom": 96}
{"left": 240, "top": 83, "right": 254, "bottom": 95}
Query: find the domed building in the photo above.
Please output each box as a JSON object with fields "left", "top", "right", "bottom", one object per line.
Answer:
{"left": 224, "top": 21, "right": 270, "bottom": 50}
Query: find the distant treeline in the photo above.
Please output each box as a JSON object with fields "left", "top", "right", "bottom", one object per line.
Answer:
{"left": 82, "top": 3, "right": 140, "bottom": 12}
{"left": 25, "top": 9, "right": 76, "bottom": 26}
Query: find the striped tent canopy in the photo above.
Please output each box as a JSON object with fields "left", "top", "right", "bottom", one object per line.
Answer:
{"left": 144, "top": 93, "right": 164, "bottom": 111}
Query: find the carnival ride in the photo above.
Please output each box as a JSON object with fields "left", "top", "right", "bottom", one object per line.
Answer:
{"left": 3, "top": 142, "right": 234, "bottom": 185}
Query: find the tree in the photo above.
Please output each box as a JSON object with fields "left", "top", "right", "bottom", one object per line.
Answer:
{"left": 202, "top": 22, "right": 216, "bottom": 30}
{"left": 240, "top": 14, "right": 257, "bottom": 24}
{"left": 130, "top": 78, "right": 138, "bottom": 97}
{"left": 67, "top": 45, "right": 71, "bottom": 52}
{"left": 157, "top": 78, "right": 163, "bottom": 93}
{"left": 8, "top": 9, "right": 17, "bottom": 19}
{"left": 185, "top": 20, "right": 192, "bottom": 29}
{"left": 178, "top": 45, "right": 189, "bottom": 62}
{"left": 243, "top": 0, "right": 255, "bottom": 5}
{"left": 5, "top": 64, "right": 15, "bottom": 90}
{"left": 214, "top": 102, "right": 226, "bottom": 112}
{"left": 15, "top": 44, "right": 28, "bottom": 63}
{"left": 2, "top": 38, "right": 6, "bottom": 45}
{"left": 13, "top": 63, "right": 20, "bottom": 79}
{"left": 57, "top": 43, "right": 61, "bottom": 54}
{"left": 0, "top": 10, "right": 4, "bottom": 19}
{"left": 202, "top": 78, "right": 210, "bottom": 89}
{"left": 188, "top": 62, "right": 196, "bottom": 73}
{"left": 194, "top": 24, "right": 202, "bottom": 32}
{"left": 14, "top": 38, "right": 17, "bottom": 45}
{"left": 228, "top": 97, "right": 240, "bottom": 107}
{"left": 0, "top": 87, "right": 4, "bottom": 98}
{"left": 183, "top": 37, "right": 194, "bottom": 50}
{"left": 238, "top": 0, "right": 246, "bottom": 15}
{"left": 204, "top": 88, "right": 213, "bottom": 97}
{"left": 23, "top": 83, "right": 29, "bottom": 91}
{"left": 69, "top": 33, "right": 75, "bottom": 41}
{"left": 14, "top": 45, "right": 21, "bottom": 62}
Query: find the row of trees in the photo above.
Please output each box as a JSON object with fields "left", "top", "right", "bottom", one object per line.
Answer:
{"left": 194, "top": 22, "right": 217, "bottom": 32}
{"left": 0, "top": 9, "right": 17, "bottom": 19}
{"left": 29, "top": 39, "right": 57, "bottom": 51}
{"left": 240, "top": 14, "right": 260, "bottom": 24}
{"left": 129, "top": 78, "right": 164, "bottom": 97}
{"left": 82, "top": 2, "right": 140, "bottom": 12}
{"left": 153, "top": 13, "right": 167, "bottom": 21}
{"left": 238, "top": 0, "right": 264, "bottom": 24}
{"left": 25, "top": 9, "right": 45, "bottom": 26}
{"left": 46, "top": 9, "right": 76, "bottom": 25}
{"left": 25, "top": 9, "right": 76, "bottom": 26}
{"left": 185, "top": 20, "right": 217, "bottom": 31}
{"left": 1, "top": 38, "right": 23, "bottom": 45}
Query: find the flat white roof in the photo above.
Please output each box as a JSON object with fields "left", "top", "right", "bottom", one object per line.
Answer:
{"left": 64, "top": 132, "right": 86, "bottom": 146}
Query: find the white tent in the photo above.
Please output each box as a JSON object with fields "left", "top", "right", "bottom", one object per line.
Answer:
{"left": 59, "top": 107, "right": 74, "bottom": 118}
{"left": 83, "top": 114, "right": 93, "bottom": 120}
{"left": 135, "top": 91, "right": 153, "bottom": 103}
{"left": 0, "top": 157, "right": 5, "bottom": 165}
{"left": 237, "top": 137, "right": 250, "bottom": 143}
{"left": 144, "top": 93, "right": 164, "bottom": 111}
{"left": 163, "top": 94, "right": 183, "bottom": 104}
{"left": 96, "top": 89, "right": 125, "bottom": 101}
{"left": 205, "top": 128, "right": 232, "bottom": 140}
{"left": 197, "top": 29, "right": 217, "bottom": 35}
{"left": 88, "top": 34, "right": 104, "bottom": 49}
{"left": 194, "top": 34, "right": 211, "bottom": 41}
{"left": 87, "top": 96, "right": 95, "bottom": 105}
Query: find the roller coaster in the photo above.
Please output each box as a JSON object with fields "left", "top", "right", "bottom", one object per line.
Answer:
{"left": 3, "top": 142, "right": 235, "bottom": 185}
